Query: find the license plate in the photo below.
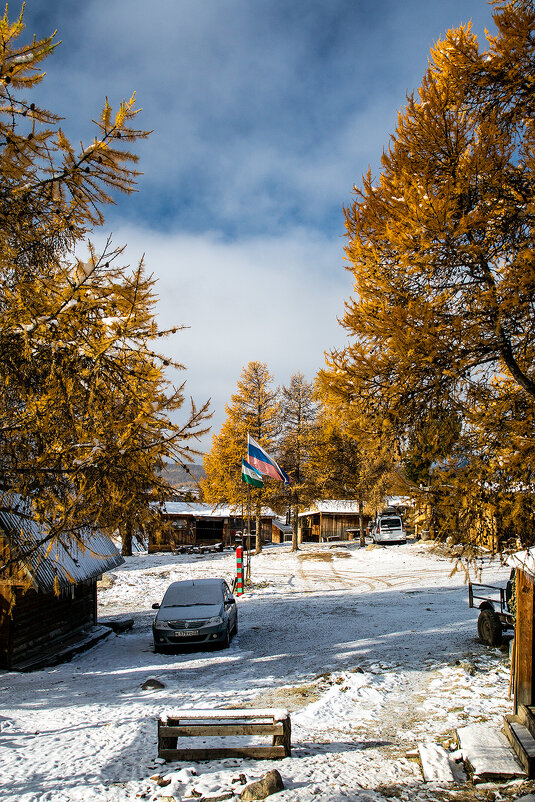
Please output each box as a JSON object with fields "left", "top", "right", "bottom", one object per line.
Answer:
{"left": 175, "top": 630, "right": 199, "bottom": 637}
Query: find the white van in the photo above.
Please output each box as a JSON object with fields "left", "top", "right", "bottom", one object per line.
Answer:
{"left": 371, "top": 514, "right": 406, "bottom": 544}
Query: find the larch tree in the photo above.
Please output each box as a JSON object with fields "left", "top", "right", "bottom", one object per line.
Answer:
{"left": 0, "top": 7, "right": 210, "bottom": 561}
{"left": 323, "top": 0, "right": 535, "bottom": 553}
{"left": 308, "top": 398, "right": 398, "bottom": 546}
{"left": 202, "top": 361, "right": 281, "bottom": 554}
{"left": 277, "top": 372, "right": 317, "bottom": 552}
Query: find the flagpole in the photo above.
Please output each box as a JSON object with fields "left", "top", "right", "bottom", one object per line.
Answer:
{"left": 246, "top": 484, "right": 251, "bottom": 582}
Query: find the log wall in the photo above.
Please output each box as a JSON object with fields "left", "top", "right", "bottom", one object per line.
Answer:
{"left": 0, "top": 580, "right": 97, "bottom": 670}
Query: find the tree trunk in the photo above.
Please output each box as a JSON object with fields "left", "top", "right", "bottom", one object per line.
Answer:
{"left": 255, "top": 504, "right": 262, "bottom": 554}
{"left": 291, "top": 499, "right": 299, "bottom": 552}
{"left": 359, "top": 497, "right": 366, "bottom": 548}
{"left": 121, "top": 519, "right": 133, "bottom": 557}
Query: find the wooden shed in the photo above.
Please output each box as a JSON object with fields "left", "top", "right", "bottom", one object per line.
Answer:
{"left": 150, "top": 502, "right": 276, "bottom": 553}
{"left": 0, "top": 500, "right": 124, "bottom": 671}
{"left": 271, "top": 519, "right": 293, "bottom": 544}
{"left": 503, "top": 550, "right": 535, "bottom": 775}
{"left": 298, "top": 500, "right": 371, "bottom": 543}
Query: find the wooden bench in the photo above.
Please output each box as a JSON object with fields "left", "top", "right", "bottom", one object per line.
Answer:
{"left": 158, "top": 708, "right": 291, "bottom": 761}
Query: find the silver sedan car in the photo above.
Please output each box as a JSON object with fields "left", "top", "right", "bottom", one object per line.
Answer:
{"left": 152, "top": 577, "right": 238, "bottom": 652}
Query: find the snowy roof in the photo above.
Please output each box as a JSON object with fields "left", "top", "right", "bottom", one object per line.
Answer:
{"left": 298, "top": 500, "right": 364, "bottom": 517}
{"left": 383, "top": 496, "right": 411, "bottom": 508}
{"left": 161, "top": 501, "right": 276, "bottom": 519}
{"left": 0, "top": 500, "right": 124, "bottom": 593}
{"left": 506, "top": 548, "right": 535, "bottom": 577}
{"left": 272, "top": 519, "right": 293, "bottom": 533}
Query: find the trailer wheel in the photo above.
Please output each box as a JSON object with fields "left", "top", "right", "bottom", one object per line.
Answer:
{"left": 477, "top": 609, "right": 503, "bottom": 646}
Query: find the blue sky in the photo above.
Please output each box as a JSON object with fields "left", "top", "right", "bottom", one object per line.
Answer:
{"left": 20, "top": 0, "right": 497, "bottom": 454}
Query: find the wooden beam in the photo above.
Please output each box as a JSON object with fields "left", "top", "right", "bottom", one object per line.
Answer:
{"left": 159, "top": 746, "right": 287, "bottom": 761}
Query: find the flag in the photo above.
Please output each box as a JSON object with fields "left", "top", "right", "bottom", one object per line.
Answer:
{"left": 241, "top": 458, "right": 264, "bottom": 488}
{"left": 247, "top": 434, "right": 290, "bottom": 485}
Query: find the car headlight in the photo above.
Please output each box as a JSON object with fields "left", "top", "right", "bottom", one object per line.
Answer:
{"left": 154, "top": 621, "right": 171, "bottom": 630}
{"left": 206, "top": 616, "right": 223, "bottom": 625}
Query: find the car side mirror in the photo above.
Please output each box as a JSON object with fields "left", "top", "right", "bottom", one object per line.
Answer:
{"left": 152, "top": 602, "right": 160, "bottom": 610}
{"left": 228, "top": 598, "right": 236, "bottom": 604}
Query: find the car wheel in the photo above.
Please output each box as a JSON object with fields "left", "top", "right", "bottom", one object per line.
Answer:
{"left": 477, "top": 609, "right": 503, "bottom": 646}
{"left": 233, "top": 617, "right": 238, "bottom": 637}
{"left": 221, "top": 625, "right": 231, "bottom": 649}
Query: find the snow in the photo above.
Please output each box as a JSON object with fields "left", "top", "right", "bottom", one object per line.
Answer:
{"left": 508, "top": 548, "right": 535, "bottom": 577}
{"left": 0, "top": 540, "right": 529, "bottom": 801}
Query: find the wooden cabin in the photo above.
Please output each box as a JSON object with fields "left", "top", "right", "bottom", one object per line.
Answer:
{"left": 298, "top": 500, "right": 371, "bottom": 543}
{"left": 271, "top": 519, "right": 293, "bottom": 544}
{"left": 150, "top": 502, "right": 277, "bottom": 552}
{"left": 503, "top": 550, "right": 535, "bottom": 775}
{"left": 0, "top": 501, "right": 123, "bottom": 671}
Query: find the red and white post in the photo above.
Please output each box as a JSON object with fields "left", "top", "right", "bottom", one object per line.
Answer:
{"left": 236, "top": 543, "right": 244, "bottom": 596}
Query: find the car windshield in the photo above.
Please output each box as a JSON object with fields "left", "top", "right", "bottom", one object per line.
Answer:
{"left": 162, "top": 583, "right": 222, "bottom": 608}
{"left": 380, "top": 518, "right": 401, "bottom": 529}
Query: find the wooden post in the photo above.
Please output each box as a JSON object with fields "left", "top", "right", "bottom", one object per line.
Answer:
{"left": 255, "top": 502, "right": 262, "bottom": 554}
{"left": 272, "top": 714, "right": 291, "bottom": 756}
{"left": 291, "top": 490, "right": 299, "bottom": 553}
{"left": 236, "top": 545, "right": 244, "bottom": 596}
{"left": 514, "top": 568, "right": 535, "bottom": 713}
{"left": 359, "top": 497, "right": 365, "bottom": 548}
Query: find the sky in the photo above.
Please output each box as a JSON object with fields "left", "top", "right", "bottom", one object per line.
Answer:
{"left": 19, "top": 0, "right": 498, "bottom": 455}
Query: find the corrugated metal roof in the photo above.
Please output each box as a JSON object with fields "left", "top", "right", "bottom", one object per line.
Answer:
{"left": 161, "top": 501, "right": 276, "bottom": 518}
{"left": 272, "top": 519, "right": 293, "bottom": 533}
{"left": 0, "top": 502, "right": 124, "bottom": 593}
{"left": 298, "top": 500, "right": 364, "bottom": 517}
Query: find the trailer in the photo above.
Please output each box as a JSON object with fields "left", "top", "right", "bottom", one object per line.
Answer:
{"left": 468, "top": 570, "right": 515, "bottom": 646}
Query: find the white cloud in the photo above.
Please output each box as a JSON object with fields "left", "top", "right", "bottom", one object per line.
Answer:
{"left": 87, "top": 225, "right": 352, "bottom": 452}
{"left": 21, "top": 0, "right": 497, "bottom": 456}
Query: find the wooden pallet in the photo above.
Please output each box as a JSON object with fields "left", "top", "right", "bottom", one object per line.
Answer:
{"left": 158, "top": 708, "right": 291, "bottom": 761}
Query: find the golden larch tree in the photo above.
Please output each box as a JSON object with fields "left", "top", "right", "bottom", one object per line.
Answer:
{"left": 323, "top": 0, "right": 535, "bottom": 554}
{"left": 0, "top": 7, "right": 210, "bottom": 560}
{"left": 202, "top": 361, "right": 281, "bottom": 554}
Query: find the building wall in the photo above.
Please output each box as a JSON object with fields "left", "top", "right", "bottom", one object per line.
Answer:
{"left": 515, "top": 568, "right": 535, "bottom": 711}
{"left": 300, "top": 513, "right": 369, "bottom": 542}
{"left": 149, "top": 515, "right": 248, "bottom": 552}
{"left": 272, "top": 525, "right": 292, "bottom": 544}
{"left": 0, "top": 580, "right": 97, "bottom": 670}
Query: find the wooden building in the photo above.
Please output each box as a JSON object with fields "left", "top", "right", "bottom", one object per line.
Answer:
{"left": 298, "top": 500, "right": 372, "bottom": 543}
{"left": 503, "top": 550, "right": 535, "bottom": 775}
{"left": 271, "top": 519, "right": 293, "bottom": 544}
{"left": 150, "top": 502, "right": 277, "bottom": 553}
{"left": 0, "top": 500, "right": 123, "bottom": 671}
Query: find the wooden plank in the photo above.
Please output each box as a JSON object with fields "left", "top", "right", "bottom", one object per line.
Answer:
{"left": 159, "top": 746, "right": 286, "bottom": 761}
{"left": 515, "top": 570, "right": 535, "bottom": 711}
{"left": 418, "top": 742, "right": 455, "bottom": 782}
{"left": 161, "top": 708, "right": 289, "bottom": 721}
{"left": 160, "top": 723, "right": 284, "bottom": 737}
{"left": 503, "top": 715, "right": 535, "bottom": 777}
{"left": 515, "top": 704, "right": 535, "bottom": 741}
{"left": 458, "top": 723, "right": 525, "bottom": 782}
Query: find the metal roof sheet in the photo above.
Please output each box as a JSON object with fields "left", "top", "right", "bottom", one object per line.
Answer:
{"left": 272, "top": 519, "right": 293, "bottom": 532}
{"left": 161, "top": 501, "right": 276, "bottom": 518}
{"left": 298, "top": 500, "right": 364, "bottom": 517}
{"left": 0, "top": 501, "right": 124, "bottom": 593}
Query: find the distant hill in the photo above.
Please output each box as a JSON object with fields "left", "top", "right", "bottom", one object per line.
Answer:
{"left": 160, "top": 462, "right": 205, "bottom": 489}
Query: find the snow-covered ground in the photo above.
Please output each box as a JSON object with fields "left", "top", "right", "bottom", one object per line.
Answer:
{"left": 1, "top": 539, "right": 533, "bottom": 802}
